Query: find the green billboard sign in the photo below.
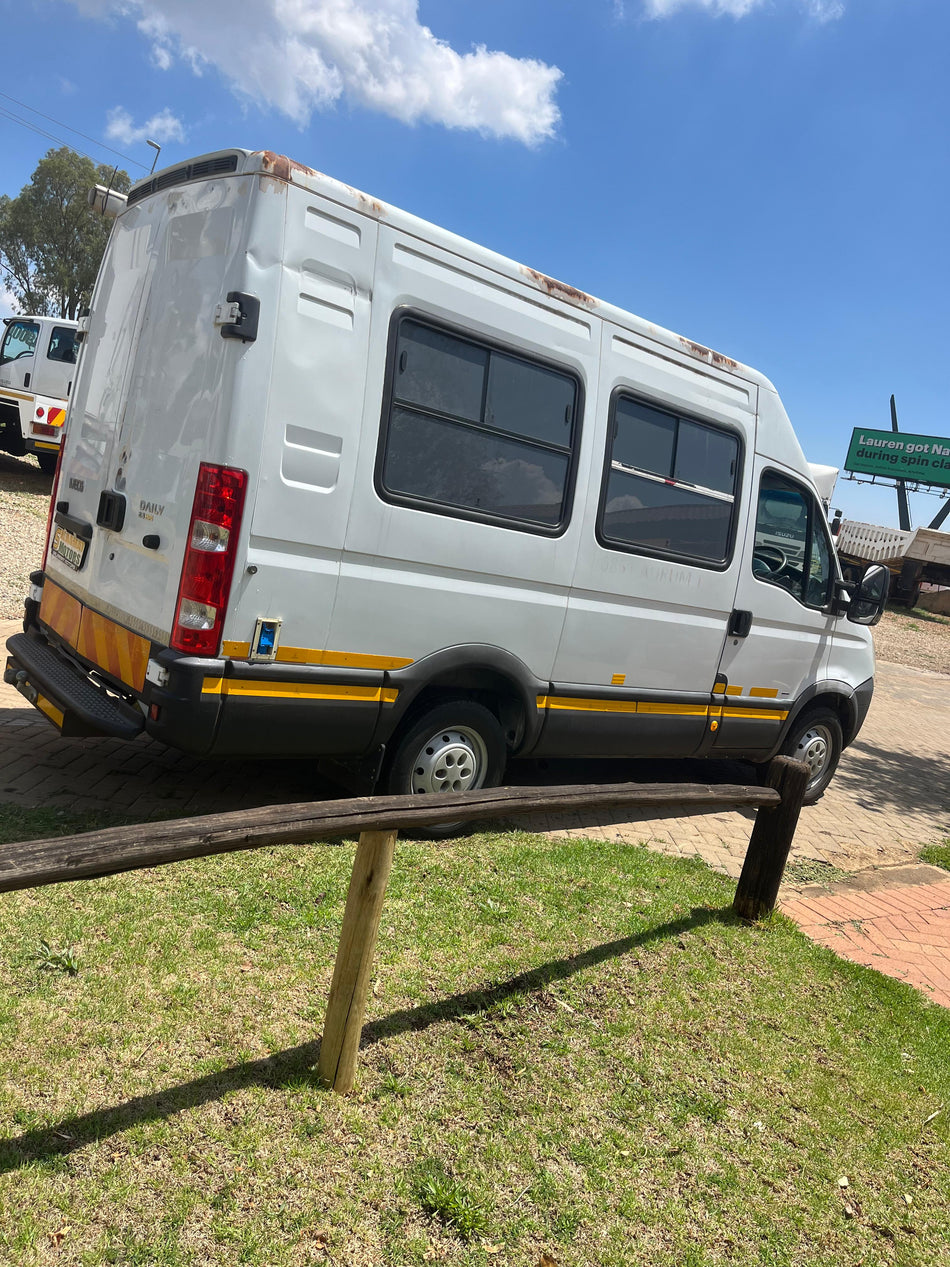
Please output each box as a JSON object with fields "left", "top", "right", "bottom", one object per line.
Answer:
{"left": 845, "top": 428, "right": 950, "bottom": 489}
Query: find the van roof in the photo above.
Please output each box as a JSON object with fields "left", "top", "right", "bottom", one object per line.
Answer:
{"left": 127, "top": 147, "right": 781, "bottom": 399}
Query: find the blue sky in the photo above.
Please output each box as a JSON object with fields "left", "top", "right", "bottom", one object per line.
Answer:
{"left": 1, "top": 0, "right": 947, "bottom": 528}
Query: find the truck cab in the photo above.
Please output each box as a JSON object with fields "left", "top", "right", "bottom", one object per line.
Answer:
{"left": 0, "top": 316, "right": 79, "bottom": 473}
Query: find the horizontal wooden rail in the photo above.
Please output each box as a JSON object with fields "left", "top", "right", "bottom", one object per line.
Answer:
{"left": 0, "top": 780, "right": 778, "bottom": 895}
{"left": 2, "top": 760, "right": 807, "bottom": 1095}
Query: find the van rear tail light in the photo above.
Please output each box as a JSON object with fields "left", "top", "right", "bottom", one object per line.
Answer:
{"left": 171, "top": 463, "right": 247, "bottom": 656}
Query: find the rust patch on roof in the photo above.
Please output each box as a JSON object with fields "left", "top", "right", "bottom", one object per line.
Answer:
{"left": 521, "top": 267, "right": 596, "bottom": 308}
{"left": 258, "top": 151, "right": 319, "bottom": 182}
{"left": 679, "top": 337, "right": 738, "bottom": 372}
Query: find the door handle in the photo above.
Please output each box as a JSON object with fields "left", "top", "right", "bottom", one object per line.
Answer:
{"left": 728, "top": 609, "right": 753, "bottom": 638}
{"left": 24, "top": 372, "right": 30, "bottom": 388}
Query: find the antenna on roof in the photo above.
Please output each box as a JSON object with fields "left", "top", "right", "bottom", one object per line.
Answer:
{"left": 146, "top": 139, "right": 161, "bottom": 174}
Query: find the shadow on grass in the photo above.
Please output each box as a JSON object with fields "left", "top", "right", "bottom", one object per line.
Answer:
{"left": 0, "top": 904, "right": 735, "bottom": 1172}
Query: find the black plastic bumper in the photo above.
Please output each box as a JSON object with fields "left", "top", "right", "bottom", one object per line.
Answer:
{"left": 5, "top": 631, "right": 145, "bottom": 739}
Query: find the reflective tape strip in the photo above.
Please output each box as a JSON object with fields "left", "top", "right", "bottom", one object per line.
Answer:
{"left": 636, "top": 702, "right": 709, "bottom": 716}
{"left": 40, "top": 580, "right": 83, "bottom": 648}
{"left": 749, "top": 687, "right": 779, "bottom": 699}
{"left": 721, "top": 707, "right": 788, "bottom": 721}
{"left": 536, "top": 694, "right": 787, "bottom": 722}
{"left": 36, "top": 694, "right": 65, "bottom": 729}
{"left": 0, "top": 389, "right": 34, "bottom": 403}
{"left": 220, "top": 640, "right": 413, "bottom": 670}
{"left": 202, "top": 678, "right": 398, "bottom": 704}
{"left": 537, "top": 694, "right": 639, "bottom": 715}
{"left": 75, "top": 608, "right": 151, "bottom": 693}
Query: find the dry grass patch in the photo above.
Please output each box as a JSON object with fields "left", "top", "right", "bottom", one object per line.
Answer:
{"left": 1, "top": 815, "right": 949, "bottom": 1265}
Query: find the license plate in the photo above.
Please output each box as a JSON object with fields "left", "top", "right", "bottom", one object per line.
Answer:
{"left": 51, "top": 525, "right": 87, "bottom": 571}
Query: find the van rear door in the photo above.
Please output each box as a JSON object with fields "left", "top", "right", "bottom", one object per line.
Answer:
{"left": 46, "top": 173, "right": 252, "bottom": 650}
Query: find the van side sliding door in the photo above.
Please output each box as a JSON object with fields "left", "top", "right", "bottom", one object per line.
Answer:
{"left": 542, "top": 323, "right": 758, "bottom": 759}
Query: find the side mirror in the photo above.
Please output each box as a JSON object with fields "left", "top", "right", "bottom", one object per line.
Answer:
{"left": 847, "top": 563, "right": 889, "bottom": 626}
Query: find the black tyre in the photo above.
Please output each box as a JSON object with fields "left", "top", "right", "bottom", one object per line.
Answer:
{"left": 37, "top": 451, "right": 58, "bottom": 476}
{"left": 780, "top": 707, "right": 843, "bottom": 804}
{"left": 382, "top": 699, "right": 506, "bottom": 837}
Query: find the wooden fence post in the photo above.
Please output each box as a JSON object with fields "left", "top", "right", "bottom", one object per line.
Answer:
{"left": 732, "top": 756, "right": 809, "bottom": 921}
{"left": 318, "top": 829, "right": 398, "bottom": 1094}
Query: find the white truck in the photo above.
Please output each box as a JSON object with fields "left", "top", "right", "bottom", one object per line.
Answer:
{"left": 5, "top": 149, "right": 889, "bottom": 807}
{"left": 0, "top": 315, "right": 79, "bottom": 473}
{"left": 835, "top": 519, "right": 950, "bottom": 606}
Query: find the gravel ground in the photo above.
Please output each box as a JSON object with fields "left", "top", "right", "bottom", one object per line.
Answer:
{"left": 0, "top": 448, "right": 947, "bottom": 674}
{"left": 0, "top": 453, "right": 51, "bottom": 619}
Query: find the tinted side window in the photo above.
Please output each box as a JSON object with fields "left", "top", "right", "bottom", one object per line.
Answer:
{"left": 599, "top": 395, "right": 740, "bottom": 565}
{"left": 0, "top": 320, "right": 39, "bottom": 365}
{"left": 47, "top": 326, "right": 78, "bottom": 364}
{"left": 379, "top": 318, "right": 580, "bottom": 531}
{"left": 753, "top": 472, "right": 832, "bottom": 608}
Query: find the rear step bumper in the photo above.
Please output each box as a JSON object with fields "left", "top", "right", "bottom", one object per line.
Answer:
{"left": 5, "top": 631, "right": 145, "bottom": 740}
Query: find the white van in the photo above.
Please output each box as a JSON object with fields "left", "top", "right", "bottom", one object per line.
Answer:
{"left": 5, "top": 149, "right": 888, "bottom": 805}
{"left": 0, "top": 316, "right": 79, "bottom": 473}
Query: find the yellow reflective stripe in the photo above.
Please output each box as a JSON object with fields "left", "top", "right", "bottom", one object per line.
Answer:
{"left": 219, "top": 641, "right": 413, "bottom": 670}
{"left": 636, "top": 702, "right": 708, "bottom": 716}
{"left": 202, "top": 678, "right": 398, "bottom": 704}
{"left": 33, "top": 441, "right": 59, "bottom": 451}
{"left": 749, "top": 687, "right": 779, "bottom": 699}
{"left": 722, "top": 707, "right": 788, "bottom": 721}
{"left": 0, "top": 389, "right": 34, "bottom": 402}
{"left": 536, "top": 695, "right": 787, "bottom": 721}
{"left": 539, "top": 695, "right": 639, "bottom": 714}
{"left": 724, "top": 685, "right": 743, "bottom": 696}
{"left": 36, "top": 695, "right": 65, "bottom": 728}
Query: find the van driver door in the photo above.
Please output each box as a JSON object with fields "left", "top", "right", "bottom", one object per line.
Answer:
{"left": 711, "top": 460, "right": 837, "bottom": 757}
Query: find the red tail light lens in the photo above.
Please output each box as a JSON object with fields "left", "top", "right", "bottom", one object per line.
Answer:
{"left": 171, "top": 463, "right": 247, "bottom": 656}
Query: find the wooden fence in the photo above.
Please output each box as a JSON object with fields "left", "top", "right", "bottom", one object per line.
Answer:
{"left": 0, "top": 756, "right": 808, "bottom": 1093}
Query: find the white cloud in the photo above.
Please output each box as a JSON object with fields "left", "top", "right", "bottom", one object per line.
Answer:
{"left": 642, "top": 0, "right": 844, "bottom": 17}
{"left": 105, "top": 107, "right": 186, "bottom": 147}
{"left": 71, "top": 1, "right": 563, "bottom": 146}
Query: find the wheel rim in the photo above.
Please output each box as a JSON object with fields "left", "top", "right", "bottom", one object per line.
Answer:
{"left": 790, "top": 723, "right": 834, "bottom": 791}
{"left": 408, "top": 725, "right": 489, "bottom": 795}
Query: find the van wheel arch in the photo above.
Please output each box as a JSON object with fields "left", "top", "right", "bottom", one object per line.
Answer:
{"left": 389, "top": 678, "right": 526, "bottom": 755}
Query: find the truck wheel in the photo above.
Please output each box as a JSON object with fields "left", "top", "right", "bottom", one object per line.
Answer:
{"left": 779, "top": 707, "right": 843, "bottom": 804}
{"left": 383, "top": 699, "right": 506, "bottom": 837}
{"left": 37, "top": 452, "right": 58, "bottom": 475}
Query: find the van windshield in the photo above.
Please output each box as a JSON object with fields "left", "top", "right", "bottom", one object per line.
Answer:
{"left": 0, "top": 320, "right": 39, "bottom": 365}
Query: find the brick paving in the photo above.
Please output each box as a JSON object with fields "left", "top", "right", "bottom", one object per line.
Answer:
{"left": 2, "top": 616, "right": 949, "bottom": 1003}
{"left": 780, "top": 865, "right": 950, "bottom": 1008}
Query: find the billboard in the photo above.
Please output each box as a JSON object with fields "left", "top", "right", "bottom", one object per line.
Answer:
{"left": 844, "top": 428, "right": 950, "bottom": 490}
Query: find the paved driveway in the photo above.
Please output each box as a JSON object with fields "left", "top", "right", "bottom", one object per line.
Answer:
{"left": 1, "top": 617, "right": 948, "bottom": 880}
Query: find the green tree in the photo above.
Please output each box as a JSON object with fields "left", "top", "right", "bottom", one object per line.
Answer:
{"left": 0, "top": 147, "right": 131, "bottom": 319}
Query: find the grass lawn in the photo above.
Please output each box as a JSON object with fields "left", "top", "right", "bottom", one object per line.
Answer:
{"left": 1, "top": 807, "right": 948, "bottom": 1266}
{"left": 921, "top": 840, "right": 950, "bottom": 873}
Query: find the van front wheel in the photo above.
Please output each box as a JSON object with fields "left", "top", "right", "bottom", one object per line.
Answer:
{"left": 383, "top": 700, "right": 506, "bottom": 834}
{"left": 779, "top": 707, "right": 843, "bottom": 804}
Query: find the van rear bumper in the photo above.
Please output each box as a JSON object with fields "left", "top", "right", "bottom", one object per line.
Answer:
{"left": 5, "top": 631, "right": 145, "bottom": 739}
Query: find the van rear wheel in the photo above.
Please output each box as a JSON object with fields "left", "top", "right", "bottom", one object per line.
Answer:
{"left": 779, "top": 707, "right": 843, "bottom": 804}
{"left": 383, "top": 699, "right": 506, "bottom": 837}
